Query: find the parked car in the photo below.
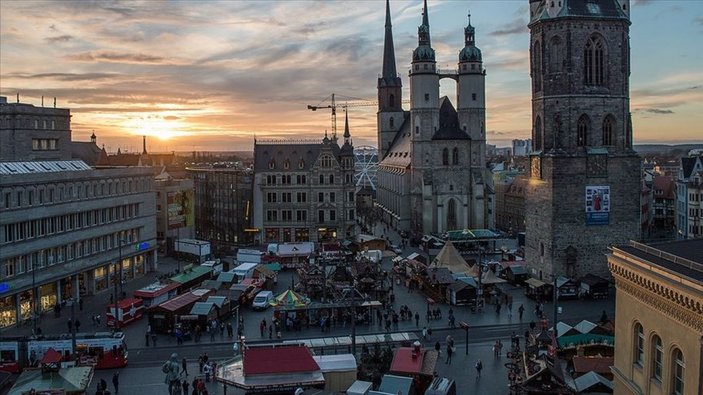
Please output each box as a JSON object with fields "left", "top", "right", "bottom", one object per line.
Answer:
{"left": 390, "top": 244, "right": 403, "bottom": 254}
{"left": 252, "top": 291, "right": 274, "bottom": 310}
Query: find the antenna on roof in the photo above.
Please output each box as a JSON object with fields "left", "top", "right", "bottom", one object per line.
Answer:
{"left": 16, "top": 92, "right": 19, "bottom": 103}
{"left": 53, "top": 97, "right": 56, "bottom": 108}
{"left": 41, "top": 96, "right": 44, "bottom": 107}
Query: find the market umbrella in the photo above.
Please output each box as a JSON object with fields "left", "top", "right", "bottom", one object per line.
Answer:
{"left": 270, "top": 289, "right": 310, "bottom": 308}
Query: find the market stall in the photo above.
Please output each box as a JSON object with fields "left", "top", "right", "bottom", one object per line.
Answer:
{"left": 556, "top": 276, "right": 579, "bottom": 300}
{"left": 389, "top": 343, "right": 438, "bottom": 394}
{"left": 312, "top": 354, "right": 357, "bottom": 392}
{"left": 9, "top": 348, "right": 94, "bottom": 395}
{"left": 525, "top": 278, "right": 553, "bottom": 301}
{"left": 578, "top": 274, "right": 609, "bottom": 299}
{"left": 133, "top": 282, "right": 179, "bottom": 307}
{"left": 170, "top": 265, "right": 213, "bottom": 293}
{"left": 147, "top": 290, "right": 211, "bottom": 334}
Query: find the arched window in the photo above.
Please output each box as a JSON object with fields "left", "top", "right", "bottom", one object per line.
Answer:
{"left": 634, "top": 323, "right": 644, "bottom": 366}
{"left": 672, "top": 348, "right": 685, "bottom": 395}
{"left": 389, "top": 94, "right": 395, "bottom": 107}
{"left": 452, "top": 147, "right": 459, "bottom": 165}
{"left": 577, "top": 115, "right": 589, "bottom": 147}
{"left": 447, "top": 199, "right": 457, "bottom": 231}
{"left": 584, "top": 36, "right": 605, "bottom": 86}
{"left": 651, "top": 335, "right": 663, "bottom": 381}
{"left": 602, "top": 115, "right": 615, "bottom": 146}
{"left": 533, "top": 41, "right": 542, "bottom": 92}
{"left": 534, "top": 116, "right": 543, "bottom": 151}
{"left": 442, "top": 148, "right": 449, "bottom": 165}
{"left": 549, "top": 36, "right": 562, "bottom": 73}
{"left": 389, "top": 117, "right": 394, "bottom": 128}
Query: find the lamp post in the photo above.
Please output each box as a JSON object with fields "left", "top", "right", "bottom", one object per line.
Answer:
{"left": 113, "top": 238, "right": 125, "bottom": 331}
{"left": 475, "top": 246, "right": 484, "bottom": 313}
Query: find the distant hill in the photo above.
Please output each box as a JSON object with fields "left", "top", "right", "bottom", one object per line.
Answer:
{"left": 634, "top": 144, "right": 703, "bottom": 155}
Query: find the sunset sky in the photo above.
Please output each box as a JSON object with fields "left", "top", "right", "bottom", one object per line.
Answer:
{"left": 1, "top": 0, "right": 701, "bottom": 153}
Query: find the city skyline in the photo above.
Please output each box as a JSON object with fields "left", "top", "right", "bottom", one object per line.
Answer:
{"left": 1, "top": 0, "right": 701, "bottom": 152}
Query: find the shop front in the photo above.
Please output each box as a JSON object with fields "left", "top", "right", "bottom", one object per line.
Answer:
{"left": 134, "top": 255, "right": 145, "bottom": 276}
{"left": 19, "top": 291, "right": 33, "bottom": 320}
{"left": 318, "top": 228, "right": 337, "bottom": 242}
{"left": 94, "top": 266, "right": 109, "bottom": 293}
{"left": 0, "top": 295, "right": 17, "bottom": 328}
{"left": 295, "top": 228, "right": 309, "bottom": 242}
{"left": 265, "top": 228, "right": 280, "bottom": 243}
{"left": 121, "top": 257, "right": 134, "bottom": 281}
{"left": 39, "top": 283, "right": 57, "bottom": 312}
{"left": 283, "top": 228, "right": 292, "bottom": 242}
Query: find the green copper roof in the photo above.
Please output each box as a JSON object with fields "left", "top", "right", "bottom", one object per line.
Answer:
{"left": 459, "top": 46, "right": 482, "bottom": 62}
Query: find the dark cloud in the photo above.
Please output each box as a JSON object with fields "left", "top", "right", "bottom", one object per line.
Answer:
{"left": 66, "top": 51, "right": 168, "bottom": 64}
{"left": 491, "top": 18, "right": 527, "bottom": 36}
{"left": 6, "top": 72, "right": 120, "bottom": 81}
{"left": 636, "top": 108, "right": 675, "bottom": 115}
{"left": 45, "top": 34, "right": 73, "bottom": 43}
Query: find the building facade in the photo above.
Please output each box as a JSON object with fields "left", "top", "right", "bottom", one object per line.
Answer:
{"left": 375, "top": 0, "right": 494, "bottom": 235}
{"left": 676, "top": 154, "right": 703, "bottom": 239}
{"left": 511, "top": 139, "right": 532, "bottom": 157}
{"left": 608, "top": 239, "right": 703, "bottom": 395}
{"left": 154, "top": 177, "right": 195, "bottom": 253}
{"left": 253, "top": 120, "right": 356, "bottom": 243}
{"left": 0, "top": 98, "right": 158, "bottom": 329}
{"left": 524, "top": 0, "right": 640, "bottom": 280}
{"left": 0, "top": 161, "right": 157, "bottom": 329}
{"left": 186, "top": 167, "right": 253, "bottom": 253}
{"left": 651, "top": 175, "right": 676, "bottom": 237}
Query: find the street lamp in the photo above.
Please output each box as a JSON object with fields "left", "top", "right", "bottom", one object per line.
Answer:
{"left": 113, "top": 237, "right": 126, "bottom": 331}
{"left": 475, "top": 246, "right": 484, "bottom": 313}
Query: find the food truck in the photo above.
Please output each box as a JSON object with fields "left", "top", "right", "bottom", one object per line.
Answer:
{"left": 106, "top": 297, "right": 145, "bottom": 327}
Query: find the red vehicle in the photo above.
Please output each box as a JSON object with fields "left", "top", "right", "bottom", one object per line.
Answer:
{"left": 106, "top": 297, "right": 145, "bottom": 327}
{"left": 0, "top": 332, "right": 128, "bottom": 372}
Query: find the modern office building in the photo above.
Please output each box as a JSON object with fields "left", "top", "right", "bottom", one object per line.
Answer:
{"left": 186, "top": 166, "right": 254, "bottom": 253}
{"left": 608, "top": 239, "right": 702, "bottom": 395}
{"left": 154, "top": 176, "right": 195, "bottom": 253}
{"left": 0, "top": 97, "right": 157, "bottom": 329}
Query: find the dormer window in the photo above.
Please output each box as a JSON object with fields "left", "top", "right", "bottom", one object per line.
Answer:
{"left": 269, "top": 159, "right": 276, "bottom": 169}
{"left": 284, "top": 160, "right": 290, "bottom": 169}
{"left": 299, "top": 159, "right": 305, "bottom": 169}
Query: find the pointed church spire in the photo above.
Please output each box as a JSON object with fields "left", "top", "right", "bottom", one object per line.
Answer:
{"left": 343, "top": 110, "right": 351, "bottom": 142}
{"left": 419, "top": 0, "right": 431, "bottom": 46}
{"left": 382, "top": 0, "right": 398, "bottom": 81}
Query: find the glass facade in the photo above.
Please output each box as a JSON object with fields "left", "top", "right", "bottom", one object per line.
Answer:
{"left": 39, "top": 283, "right": 56, "bottom": 312}
{"left": 0, "top": 296, "right": 16, "bottom": 328}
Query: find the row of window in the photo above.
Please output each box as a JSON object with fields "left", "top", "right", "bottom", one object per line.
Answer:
{"left": 634, "top": 323, "right": 685, "bottom": 395}
{"left": 533, "top": 114, "right": 618, "bottom": 150}
{"left": 2, "top": 229, "right": 139, "bottom": 280}
{"left": 2, "top": 177, "right": 151, "bottom": 210}
{"left": 266, "top": 174, "right": 307, "bottom": 185}
{"left": 0, "top": 116, "right": 64, "bottom": 130}
{"left": 441, "top": 148, "right": 460, "bottom": 166}
{"left": 264, "top": 209, "right": 355, "bottom": 223}
{"left": 2, "top": 204, "right": 140, "bottom": 244}
{"left": 32, "top": 139, "right": 58, "bottom": 151}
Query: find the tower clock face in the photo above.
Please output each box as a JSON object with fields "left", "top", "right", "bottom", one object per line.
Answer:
{"left": 530, "top": 156, "right": 541, "bottom": 178}
{"left": 587, "top": 154, "right": 607, "bottom": 177}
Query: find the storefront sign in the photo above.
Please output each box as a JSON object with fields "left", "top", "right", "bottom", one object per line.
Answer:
{"left": 0, "top": 283, "right": 10, "bottom": 294}
{"left": 136, "top": 242, "right": 150, "bottom": 251}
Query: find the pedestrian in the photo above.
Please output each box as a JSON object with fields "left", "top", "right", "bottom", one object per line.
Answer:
{"left": 151, "top": 333, "right": 157, "bottom": 347}
{"left": 67, "top": 319, "right": 73, "bottom": 333}
{"left": 112, "top": 372, "right": 119, "bottom": 394}
{"left": 475, "top": 359, "right": 483, "bottom": 378}
{"left": 198, "top": 354, "right": 204, "bottom": 373}
{"left": 145, "top": 331, "right": 150, "bottom": 347}
{"left": 446, "top": 343, "right": 453, "bottom": 364}
{"left": 220, "top": 321, "right": 225, "bottom": 338}
{"left": 600, "top": 310, "right": 608, "bottom": 323}
{"left": 434, "top": 341, "right": 441, "bottom": 356}
{"left": 525, "top": 330, "right": 531, "bottom": 345}
{"left": 182, "top": 357, "right": 188, "bottom": 376}
{"left": 227, "top": 322, "right": 233, "bottom": 338}
{"left": 415, "top": 312, "right": 420, "bottom": 328}
{"left": 204, "top": 362, "right": 211, "bottom": 382}
{"left": 75, "top": 319, "right": 81, "bottom": 333}
{"left": 191, "top": 378, "right": 198, "bottom": 395}
{"left": 422, "top": 327, "right": 427, "bottom": 340}
{"left": 260, "top": 321, "right": 265, "bottom": 337}
{"left": 100, "top": 378, "right": 108, "bottom": 392}
{"left": 493, "top": 340, "right": 500, "bottom": 357}
{"left": 96, "top": 314, "right": 101, "bottom": 326}
{"left": 209, "top": 326, "right": 216, "bottom": 342}
{"left": 518, "top": 304, "right": 525, "bottom": 321}
{"left": 79, "top": 298, "right": 83, "bottom": 311}
{"left": 268, "top": 324, "right": 273, "bottom": 339}
{"left": 507, "top": 302, "right": 513, "bottom": 319}
{"left": 182, "top": 379, "right": 189, "bottom": 395}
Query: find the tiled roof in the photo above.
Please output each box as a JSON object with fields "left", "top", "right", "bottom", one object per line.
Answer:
{"left": 254, "top": 138, "right": 340, "bottom": 172}
{"left": 432, "top": 97, "right": 469, "bottom": 140}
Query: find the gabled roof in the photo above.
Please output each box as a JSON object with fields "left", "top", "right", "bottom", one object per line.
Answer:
{"left": 680, "top": 156, "right": 702, "bottom": 180}
{"left": 652, "top": 175, "right": 675, "bottom": 199}
{"left": 432, "top": 97, "right": 469, "bottom": 140}
{"left": 380, "top": 112, "right": 412, "bottom": 167}
{"left": 70, "top": 141, "right": 102, "bottom": 165}
{"left": 573, "top": 371, "right": 613, "bottom": 392}
{"left": 572, "top": 356, "right": 614, "bottom": 375}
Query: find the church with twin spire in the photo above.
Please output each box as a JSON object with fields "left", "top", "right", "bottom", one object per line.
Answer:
{"left": 375, "top": 0, "right": 494, "bottom": 236}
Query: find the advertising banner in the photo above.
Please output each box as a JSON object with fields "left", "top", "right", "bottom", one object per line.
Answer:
{"left": 167, "top": 190, "right": 194, "bottom": 229}
{"left": 585, "top": 185, "right": 610, "bottom": 225}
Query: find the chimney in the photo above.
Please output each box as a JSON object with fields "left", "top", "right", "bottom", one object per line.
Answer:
{"left": 142, "top": 135, "right": 147, "bottom": 155}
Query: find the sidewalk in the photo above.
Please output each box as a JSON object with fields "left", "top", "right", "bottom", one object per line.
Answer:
{"left": 1, "top": 256, "right": 180, "bottom": 339}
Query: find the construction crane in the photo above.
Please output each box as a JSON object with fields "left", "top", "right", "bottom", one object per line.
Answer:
{"left": 306, "top": 93, "right": 376, "bottom": 139}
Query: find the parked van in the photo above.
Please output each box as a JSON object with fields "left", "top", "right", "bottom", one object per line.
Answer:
{"left": 252, "top": 291, "right": 274, "bottom": 310}
{"left": 424, "top": 377, "right": 456, "bottom": 395}
{"left": 201, "top": 259, "right": 223, "bottom": 277}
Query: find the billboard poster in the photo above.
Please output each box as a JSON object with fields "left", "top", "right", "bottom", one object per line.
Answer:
{"left": 585, "top": 185, "right": 610, "bottom": 225}
{"left": 167, "top": 190, "right": 194, "bottom": 229}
